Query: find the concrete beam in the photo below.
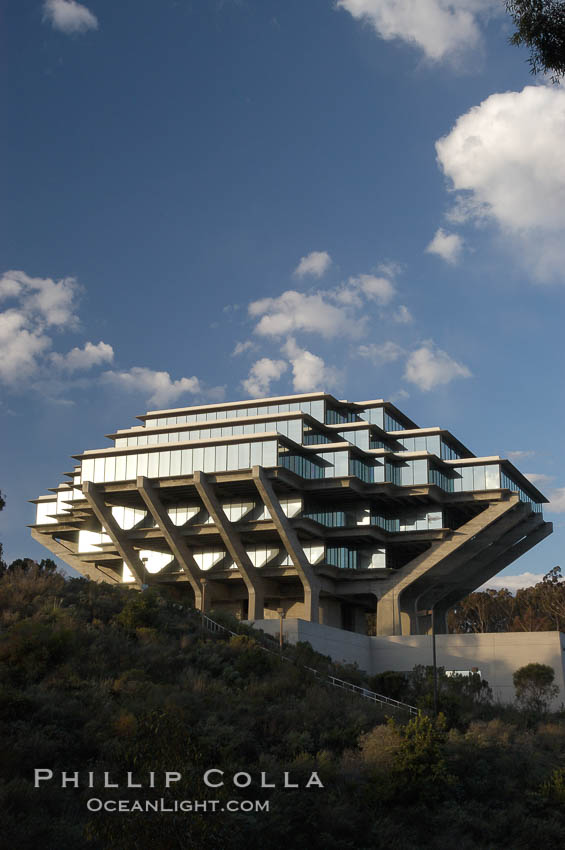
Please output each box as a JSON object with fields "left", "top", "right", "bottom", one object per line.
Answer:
{"left": 433, "top": 519, "right": 553, "bottom": 630}
{"left": 136, "top": 476, "right": 203, "bottom": 608}
{"left": 30, "top": 528, "right": 114, "bottom": 583}
{"left": 193, "top": 470, "right": 265, "bottom": 619}
{"left": 375, "top": 495, "right": 524, "bottom": 636}
{"left": 82, "top": 481, "right": 149, "bottom": 587}
{"left": 252, "top": 465, "right": 320, "bottom": 623}
{"left": 413, "top": 513, "right": 546, "bottom": 627}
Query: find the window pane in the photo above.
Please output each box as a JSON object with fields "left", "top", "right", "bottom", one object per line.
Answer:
{"left": 227, "top": 444, "right": 239, "bottom": 470}
{"left": 473, "top": 465, "right": 486, "bottom": 490}
{"left": 238, "top": 442, "right": 250, "bottom": 469}
{"left": 262, "top": 440, "right": 277, "bottom": 467}
{"left": 105, "top": 455, "right": 116, "bottom": 482}
{"left": 203, "top": 445, "right": 215, "bottom": 472}
{"left": 215, "top": 443, "right": 227, "bottom": 471}
{"left": 485, "top": 464, "right": 500, "bottom": 489}
{"left": 159, "top": 451, "right": 171, "bottom": 477}
{"left": 250, "top": 441, "right": 262, "bottom": 466}
{"left": 170, "top": 450, "right": 181, "bottom": 476}
{"left": 126, "top": 453, "right": 137, "bottom": 480}
{"left": 193, "top": 447, "right": 204, "bottom": 472}
{"left": 137, "top": 453, "right": 148, "bottom": 477}
{"left": 181, "top": 449, "right": 193, "bottom": 475}
{"left": 147, "top": 452, "right": 159, "bottom": 478}
{"left": 93, "top": 457, "right": 105, "bottom": 482}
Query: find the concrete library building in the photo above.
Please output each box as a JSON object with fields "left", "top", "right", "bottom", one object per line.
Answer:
{"left": 31, "top": 391, "right": 564, "bottom": 705}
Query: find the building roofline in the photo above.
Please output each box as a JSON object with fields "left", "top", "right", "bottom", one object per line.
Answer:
{"left": 137, "top": 391, "right": 342, "bottom": 421}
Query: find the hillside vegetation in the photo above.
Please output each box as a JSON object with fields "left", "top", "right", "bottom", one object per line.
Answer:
{"left": 2, "top": 568, "right": 565, "bottom": 849}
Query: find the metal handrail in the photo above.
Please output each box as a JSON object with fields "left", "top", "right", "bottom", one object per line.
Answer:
{"left": 200, "top": 613, "right": 418, "bottom": 715}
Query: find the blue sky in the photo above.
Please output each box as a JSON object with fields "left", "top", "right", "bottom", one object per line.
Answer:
{"left": 1, "top": 0, "right": 564, "bottom": 589}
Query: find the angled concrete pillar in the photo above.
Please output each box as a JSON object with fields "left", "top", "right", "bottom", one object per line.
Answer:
{"left": 30, "top": 528, "right": 114, "bottom": 583}
{"left": 82, "top": 481, "right": 149, "bottom": 587}
{"left": 193, "top": 470, "right": 265, "bottom": 619}
{"left": 137, "top": 476, "right": 203, "bottom": 609}
{"left": 432, "top": 517, "right": 553, "bottom": 633}
{"left": 376, "top": 495, "right": 525, "bottom": 635}
{"left": 252, "top": 465, "right": 320, "bottom": 623}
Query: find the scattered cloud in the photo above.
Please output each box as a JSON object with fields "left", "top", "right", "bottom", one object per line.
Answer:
{"left": 50, "top": 341, "right": 114, "bottom": 373}
{"left": 357, "top": 341, "right": 404, "bottom": 364}
{"left": 426, "top": 228, "right": 464, "bottom": 264}
{"left": 249, "top": 290, "right": 358, "bottom": 339}
{"left": 390, "top": 388, "right": 410, "bottom": 402}
{"left": 524, "top": 473, "right": 554, "bottom": 486}
{"left": 436, "top": 85, "right": 565, "bottom": 281}
{"left": 392, "top": 304, "right": 413, "bottom": 324}
{"left": 282, "top": 338, "right": 339, "bottom": 392}
{"left": 546, "top": 488, "right": 565, "bottom": 514}
{"left": 0, "top": 269, "right": 80, "bottom": 329}
{"left": 248, "top": 271, "right": 396, "bottom": 341}
{"left": 480, "top": 572, "right": 545, "bottom": 592}
{"left": 241, "top": 358, "right": 288, "bottom": 397}
{"left": 506, "top": 450, "right": 535, "bottom": 461}
{"left": 43, "top": 0, "right": 99, "bottom": 34}
{"left": 0, "top": 270, "right": 83, "bottom": 384}
{"left": 101, "top": 368, "right": 202, "bottom": 407}
{"left": 293, "top": 250, "right": 332, "bottom": 279}
{"left": 334, "top": 274, "right": 396, "bottom": 307}
{"left": 336, "top": 0, "right": 497, "bottom": 62}
{"left": 404, "top": 341, "right": 471, "bottom": 391}
{"left": 231, "top": 340, "right": 257, "bottom": 356}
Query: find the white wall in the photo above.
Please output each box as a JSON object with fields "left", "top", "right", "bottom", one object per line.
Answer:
{"left": 252, "top": 619, "right": 565, "bottom": 708}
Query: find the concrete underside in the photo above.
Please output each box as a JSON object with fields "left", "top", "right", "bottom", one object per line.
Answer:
{"left": 253, "top": 618, "right": 565, "bottom": 708}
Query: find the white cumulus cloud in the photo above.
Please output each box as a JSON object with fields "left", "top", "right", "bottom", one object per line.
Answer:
{"left": 241, "top": 358, "right": 288, "bottom": 397}
{"left": 336, "top": 0, "right": 497, "bottom": 62}
{"left": 436, "top": 85, "right": 565, "bottom": 280}
{"left": 357, "top": 341, "right": 405, "bottom": 364}
{"left": 43, "top": 0, "right": 98, "bottom": 34}
{"left": 249, "top": 290, "right": 357, "bottom": 339}
{"left": 248, "top": 270, "right": 396, "bottom": 341}
{"left": 282, "top": 338, "right": 339, "bottom": 392}
{"left": 50, "top": 341, "right": 114, "bottom": 373}
{"left": 404, "top": 341, "right": 471, "bottom": 391}
{"left": 293, "top": 251, "right": 332, "bottom": 279}
{"left": 0, "top": 270, "right": 83, "bottom": 384}
{"left": 334, "top": 274, "right": 396, "bottom": 307}
{"left": 426, "top": 228, "right": 464, "bottom": 264}
{"left": 479, "top": 572, "right": 545, "bottom": 592}
{"left": 102, "top": 367, "right": 201, "bottom": 407}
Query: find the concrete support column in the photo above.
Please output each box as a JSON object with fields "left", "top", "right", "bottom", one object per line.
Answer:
{"left": 193, "top": 471, "right": 265, "bottom": 620}
{"left": 137, "top": 476, "right": 203, "bottom": 609}
{"left": 252, "top": 465, "right": 320, "bottom": 623}
{"left": 82, "top": 481, "right": 149, "bottom": 587}
{"left": 376, "top": 590, "right": 414, "bottom": 636}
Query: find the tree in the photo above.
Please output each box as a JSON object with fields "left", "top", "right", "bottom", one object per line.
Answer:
{"left": 505, "top": 1, "right": 565, "bottom": 82}
{"left": 513, "top": 662, "right": 559, "bottom": 713}
{"left": 0, "top": 489, "right": 5, "bottom": 574}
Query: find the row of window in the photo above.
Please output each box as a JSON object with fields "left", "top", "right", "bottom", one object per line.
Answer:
{"left": 81, "top": 440, "right": 279, "bottom": 483}
{"left": 325, "top": 546, "right": 387, "bottom": 570}
{"left": 361, "top": 408, "right": 406, "bottom": 432}
{"left": 145, "top": 400, "right": 326, "bottom": 429}
{"left": 500, "top": 470, "right": 543, "bottom": 512}
{"left": 115, "top": 418, "right": 304, "bottom": 448}
{"left": 325, "top": 407, "right": 361, "bottom": 424}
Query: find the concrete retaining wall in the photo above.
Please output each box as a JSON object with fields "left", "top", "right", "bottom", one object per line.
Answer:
{"left": 252, "top": 619, "right": 565, "bottom": 708}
